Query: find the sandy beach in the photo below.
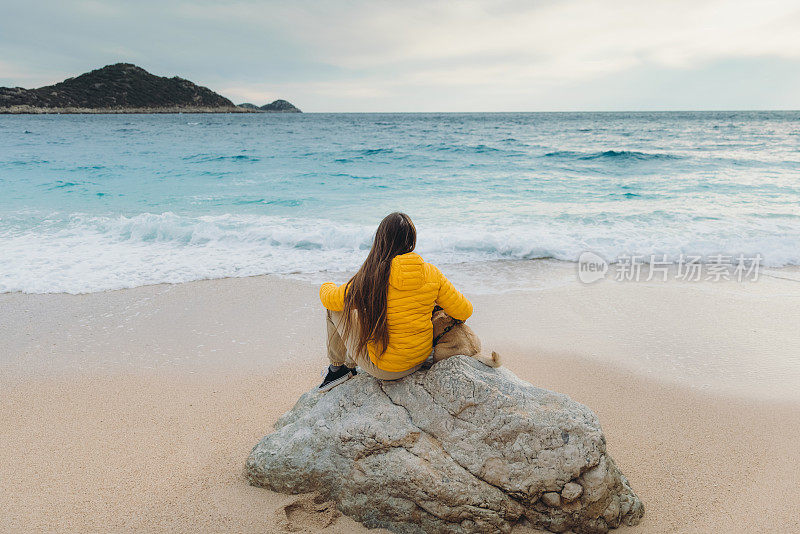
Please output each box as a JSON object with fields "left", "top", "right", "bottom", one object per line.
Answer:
{"left": 2, "top": 268, "right": 799, "bottom": 533}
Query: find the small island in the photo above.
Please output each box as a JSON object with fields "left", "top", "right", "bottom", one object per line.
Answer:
{"left": 0, "top": 63, "right": 301, "bottom": 114}
{"left": 238, "top": 100, "right": 301, "bottom": 113}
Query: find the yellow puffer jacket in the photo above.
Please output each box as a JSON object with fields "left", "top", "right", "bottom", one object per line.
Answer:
{"left": 319, "top": 252, "right": 472, "bottom": 372}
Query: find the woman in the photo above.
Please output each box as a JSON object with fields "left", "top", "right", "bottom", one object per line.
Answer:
{"left": 319, "top": 212, "right": 473, "bottom": 391}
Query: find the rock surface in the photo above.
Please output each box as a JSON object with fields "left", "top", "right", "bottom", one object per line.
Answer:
{"left": 246, "top": 356, "right": 643, "bottom": 533}
{"left": 562, "top": 481, "right": 584, "bottom": 503}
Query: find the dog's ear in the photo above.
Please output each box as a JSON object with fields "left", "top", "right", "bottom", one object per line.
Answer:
{"left": 431, "top": 308, "right": 448, "bottom": 324}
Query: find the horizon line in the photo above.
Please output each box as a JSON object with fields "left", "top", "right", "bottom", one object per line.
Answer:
{"left": 283, "top": 109, "right": 800, "bottom": 113}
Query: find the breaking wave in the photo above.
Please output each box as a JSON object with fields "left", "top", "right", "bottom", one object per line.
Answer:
{"left": 1, "top": 211, "right": 798, "bottom": 294}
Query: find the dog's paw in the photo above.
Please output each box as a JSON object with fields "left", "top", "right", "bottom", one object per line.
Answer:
{"left": 472, "top": 351, "right": 502, "bottom": 368}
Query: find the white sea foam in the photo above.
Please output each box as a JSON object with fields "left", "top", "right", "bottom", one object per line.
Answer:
{"left": 1, "top": 211, "right": 798, "bottom": 294}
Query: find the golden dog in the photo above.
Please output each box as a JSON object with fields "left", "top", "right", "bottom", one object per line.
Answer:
{"left": 431, "top": 307, "right": 501, "bottom": 367}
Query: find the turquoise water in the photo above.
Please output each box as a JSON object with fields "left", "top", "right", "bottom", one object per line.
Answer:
{"left": 1, "top": 111, "right": 799, "bottom": 293}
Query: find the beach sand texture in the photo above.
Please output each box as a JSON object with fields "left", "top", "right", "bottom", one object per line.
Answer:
{"left": 2, "top": 271, "right": 799, "bottom": 533}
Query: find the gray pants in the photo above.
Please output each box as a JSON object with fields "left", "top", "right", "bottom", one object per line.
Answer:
{"left": 326, "top": 309, "right": 422, "bottom": 380}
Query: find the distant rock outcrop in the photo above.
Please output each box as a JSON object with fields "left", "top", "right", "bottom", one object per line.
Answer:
{"left": 238, "top": 100, "right": 301, "bottom": 112}
{"left": 0, "top": 63, "right": 247, "bottom": 113}
{"left": 260, "top": 99, "right": 301, "bottom": 113}
{"left": 247, "top": 356, "right": 643, "bottom": 534}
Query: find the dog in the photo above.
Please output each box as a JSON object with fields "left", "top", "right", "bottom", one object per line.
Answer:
{"left": 431, "top": 307, "right": 501, "bottom": 368}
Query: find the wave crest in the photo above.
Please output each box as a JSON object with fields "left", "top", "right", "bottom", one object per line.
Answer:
{"left": 544, "top": 150, "right": 681, "bottom": 161}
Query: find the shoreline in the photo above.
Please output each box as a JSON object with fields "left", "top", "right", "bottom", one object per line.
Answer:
{"left": 3, "top": 255, "right": 798, "bottom": 295}
{"left": 2, "top": 273, "right": 799, "bottom": 532}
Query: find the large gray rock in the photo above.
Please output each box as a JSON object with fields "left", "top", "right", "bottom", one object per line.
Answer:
{"left": 246, "top": 356, "right": 643, "bottom": 533}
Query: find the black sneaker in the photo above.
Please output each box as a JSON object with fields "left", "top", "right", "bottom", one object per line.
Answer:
{"left": 318, "top": 365, "right": 357, "bottom": 392}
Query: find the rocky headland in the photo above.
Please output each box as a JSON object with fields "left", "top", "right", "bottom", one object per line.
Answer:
{"left": 0, "top": 63, "right": 300, "bottom": 113}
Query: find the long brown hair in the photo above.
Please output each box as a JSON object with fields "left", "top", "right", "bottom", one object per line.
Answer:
{"left": 341, "top": 212, "right": 416, "bottom": 358}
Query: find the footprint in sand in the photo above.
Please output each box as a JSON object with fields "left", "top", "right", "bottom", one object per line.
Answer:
{"left": 276, "top": 493, "right": 341, "bottom": 532}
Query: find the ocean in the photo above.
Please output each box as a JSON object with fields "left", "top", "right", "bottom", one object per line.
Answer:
{"left": 1, "top": 111, "right": 799, "bottom": 294}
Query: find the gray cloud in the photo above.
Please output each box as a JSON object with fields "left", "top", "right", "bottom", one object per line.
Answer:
{"left": 2, "top": 0, "right": 799, "bottom": 110}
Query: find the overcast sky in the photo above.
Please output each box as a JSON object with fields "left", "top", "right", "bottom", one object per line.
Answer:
{"left": 2, "top": 0, "right": 799, "bottom": 111}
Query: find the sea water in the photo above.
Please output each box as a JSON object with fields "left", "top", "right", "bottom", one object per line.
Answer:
{"left": 1, "top": 111, "right": 799, "bottom": 294}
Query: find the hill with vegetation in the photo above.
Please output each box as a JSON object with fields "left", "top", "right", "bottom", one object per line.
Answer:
{"left": 0, "top": 64, "right": 298, "bottom": 113}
